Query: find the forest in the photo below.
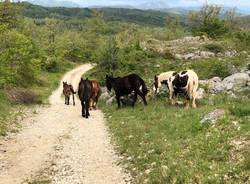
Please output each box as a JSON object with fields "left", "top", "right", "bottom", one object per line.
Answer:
{"left": 0, "top": 0, "right": 250, "bottom": 183}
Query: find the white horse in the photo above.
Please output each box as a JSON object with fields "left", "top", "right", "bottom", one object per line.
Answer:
{"left": 153, "top": 71, "right": 176, "bottom": 94}
{"left": 166, "top": 70, "right": 199, "bottom": 108}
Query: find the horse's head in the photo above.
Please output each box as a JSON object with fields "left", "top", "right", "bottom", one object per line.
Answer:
{"left": 106, "top": 75, "right": 114, "bottom": 92}
{"left": 63, "top": 81, "right": 67, "bottom": 88}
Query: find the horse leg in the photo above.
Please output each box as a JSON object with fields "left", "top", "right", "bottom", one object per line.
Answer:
{"left": 192, "top": 92, "right": 197, "bottom": 108}
{"left": 89, "top": 98, "right": 93, "bottom": 111}
{"left": 185, "top": 94, "right": 190, "bottom": 109}
{"left": 81, "top": 101, "right": 86, "bottom": 118}
{"left": 116, "top": 95, "right": 121, "bottom": 108}
{"left": 86, "top": 100, "right": 90, "bottom": 119}
{"left": 65, "top": 96, "right": 67, "bottom": 105}
{"left": 169, "top": 90, "right": 175, "bottom": 105}
{"left": 94, "top": 97, "right": 98, "bottom": 110}
{"left": 72, "top": 93, "right": 75, "bottom": 106}
{"left": 132, "top": 92, "right": 138, "bottom": 107}
{"left": 137, "top": 90, "right": 147, "bottom": 106}
{"left": 67, "top": 96, "right": 70, "bottom": 105}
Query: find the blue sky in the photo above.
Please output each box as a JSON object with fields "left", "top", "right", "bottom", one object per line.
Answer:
{"left": 70, "top": 0, "right": 250, "bottom": 8}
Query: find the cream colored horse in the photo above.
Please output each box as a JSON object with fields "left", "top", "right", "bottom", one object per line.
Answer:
{"left": 167, "top": 70, "right": 199, "bottom": 108}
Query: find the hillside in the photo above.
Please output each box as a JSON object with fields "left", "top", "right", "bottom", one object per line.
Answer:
{"left": 19, "top": 2, "right": 186, "bottom": 27}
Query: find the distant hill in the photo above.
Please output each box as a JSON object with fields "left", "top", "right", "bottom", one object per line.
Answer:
{"left": 20, "top": 0, "right": 80, "bottom": 8}
{"left": 18, "top": 2, "right": 187, "bottom": 27}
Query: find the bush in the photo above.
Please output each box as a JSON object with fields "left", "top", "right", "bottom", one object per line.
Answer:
{"left": 0, "top": 30, "right": 38, "bottom": 87}
{"left": 203, "top": 43, "right": 225, "bottom": 54}
{"left": 188, "top": 5, "right": 229, "bottom": 38}
{"left": 5, "top": 87, "right": 41, "bottom": 104}
{"left": 41, "top": 56, "right": 60, "bottom": 73}
{"left": 235, "top": 31, "right": 250, "bottom": 48}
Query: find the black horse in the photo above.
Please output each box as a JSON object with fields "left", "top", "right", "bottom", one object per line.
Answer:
{"left": 78, "top": 78, "right": 92, "bottom": 118}
{"left": 106, "top": 74, "right": 148, "bottom": 108}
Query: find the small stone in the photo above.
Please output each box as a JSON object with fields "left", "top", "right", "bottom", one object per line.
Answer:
{"left": 200, "top": 109, "right": 226, "bottom": 124}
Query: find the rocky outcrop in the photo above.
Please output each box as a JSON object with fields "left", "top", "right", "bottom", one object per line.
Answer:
{"left": 199, "top": 70, "right": 250, "bottom": 94}
{"left": 175, "top": 51, "right": 215, "bottom": 60}
{"left": 142, "top": 36, "right": 239, "bottom": 61}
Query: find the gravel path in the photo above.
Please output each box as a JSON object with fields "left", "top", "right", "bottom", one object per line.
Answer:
{"left": 0, "top": 64, "right": 130, "bottom": 184}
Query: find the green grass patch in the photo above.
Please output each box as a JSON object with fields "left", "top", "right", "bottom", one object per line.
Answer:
{"left": 101, "top": 95, "right": 250, "bottom": 183}
{"left": 0, "top": 61, "right": 77, "bottom": 136}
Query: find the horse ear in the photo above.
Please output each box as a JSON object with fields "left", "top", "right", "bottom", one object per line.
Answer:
{"left": 154, "top": 75, "right": 157, "bottom": 80}
{"left": 86, "top": 78, "right": 89, "bottom": 80}
{"left": 81, "top": 78, "right": 83, "bottom": 81}
{"left": 106, "top": 75, "right": 109, "bottom": 79}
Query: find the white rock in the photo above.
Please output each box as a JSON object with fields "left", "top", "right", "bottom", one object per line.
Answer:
{"left": 196, "top": 88, "right": 206, "bottom": 99}
{"left": 200, "top": 109, "right": 226, "bottom": 124}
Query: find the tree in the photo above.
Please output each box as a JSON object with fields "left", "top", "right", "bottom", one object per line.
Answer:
{"left": 0, "top": 0, "right": 20, "bottom": 29}
{"left": 99, "top": 36, "right": 119, "bottom": 73}
{"left": 188, "top": 5, "right": 229, "bottom": 38}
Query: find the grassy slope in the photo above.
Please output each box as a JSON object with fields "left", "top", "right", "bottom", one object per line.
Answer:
{"left": 101, "top": 94, "right": 250, "bottom": 183}
{"left": 0, "top": 61, "right": 77, "bottom": 136}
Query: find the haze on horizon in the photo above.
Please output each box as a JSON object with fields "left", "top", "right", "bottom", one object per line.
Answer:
{"left": 70, "top": 0, "right": 249, "bottom": 9}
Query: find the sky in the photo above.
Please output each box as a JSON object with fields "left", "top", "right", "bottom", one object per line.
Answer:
{"left": 69, "top": 0, "right": 250, "bottom": 8}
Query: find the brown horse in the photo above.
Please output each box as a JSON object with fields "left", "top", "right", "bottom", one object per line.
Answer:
{"left": 78, "top": 78, "right": 92, "bottom": 118}
{"left": 63, "top": 81, "right": 76, "bottom": 106}
{"left": 89, "top": 80, "right": 101, "bottom": 110}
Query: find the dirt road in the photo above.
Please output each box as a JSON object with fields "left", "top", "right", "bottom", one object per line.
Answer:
{"left": 0, "top": 64, "right": 129, "bottom": 184}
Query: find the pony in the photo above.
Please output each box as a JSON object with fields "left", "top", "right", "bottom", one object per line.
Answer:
{"left": 89, "top": 80, "right": 101, "bottom": 110}
{"left": 106, "top": 74, "right": 148, "bottom": 108}
{"left": 153, "top": 71, "right": 176, "bottom": 94}
{"left": 78, "top": 78, "right": 92, "bottom": 118}
{"left": 162, "top": 70, "right": 199, "bottom": 108}
{"left": 63, "top": 81, "right": 76, "bottom": 106}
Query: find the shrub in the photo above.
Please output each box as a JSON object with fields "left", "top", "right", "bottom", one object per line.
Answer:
{"left": 188, "top": 5, "right": 229, "bottom": 38}
{"left": 5, "top": 87, "right": 41, "bottom": 104}
{"left": 41, "top": 56, "right": 60, "bottom": 73}
{"left": 203, "top": 43, "right": 225, "bottom": 54}
{"left": 0, "top": 30, "right": 38, "bottom": 87}
{"left": 235, "top": 31, "right": 250, "bottom": 49}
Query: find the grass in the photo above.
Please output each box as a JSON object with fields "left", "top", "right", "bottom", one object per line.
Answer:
{"left": 100, "top": 94, "right": 250, "bottom": 183}
{"left": 0, "top": 61, "right": 77, "bottom": 136}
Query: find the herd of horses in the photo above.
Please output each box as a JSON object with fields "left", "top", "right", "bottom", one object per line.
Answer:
{"left": 63, "top": 70, "right": 199, "bottom": 119}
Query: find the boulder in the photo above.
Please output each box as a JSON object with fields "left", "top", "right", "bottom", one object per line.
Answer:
{"left": 222, "top": 73, "right": 250, "bottom": 91}
{"left": 196, "top": 88, "right": 206, "bottom": 99}
{"left": 200, "top": 109, "right": 226, "bottom": 124}
{"left": 208, "top": 77, "right": 225, "bottom": 94}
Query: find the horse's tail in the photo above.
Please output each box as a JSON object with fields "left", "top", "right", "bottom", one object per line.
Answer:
{"left": 140, "top": 79, "right": 149, "bottom": 96}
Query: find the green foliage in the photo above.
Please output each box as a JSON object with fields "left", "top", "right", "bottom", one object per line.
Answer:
{"left": 41, "top": 57, "right": 60, "bottom": 73}
{"left": 235, "top": 31, "right": 250, "bottom": 48}
{"left": 188, "top": 5, "right": 229, "bottom": 38}
{"left": 99, "top": 37, "right": 120, "bottom": 73}
{"left": 0, "top": 30, "right": 38, "bottom": 87}
{"left": 203, "top": 43, "right": 225, "bottom": 54}
{"left": 0, "top": 0, "right": 20, "bottom": 29}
